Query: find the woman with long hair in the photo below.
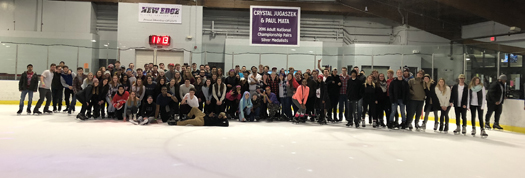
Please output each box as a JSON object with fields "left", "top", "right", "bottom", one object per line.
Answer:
{"left": 132, "top": 78, "right": 146, "bottom": 101}
{"left": 468, "top": 76, "right": 488, "bottom": 137}
{"left": 286, "top": 73, "right": 300, "bottom": 118}
{"left": 75, "top": 78, "right": 100, "bottom": 120}
{"left": 212, "top": 78, "right": 227, "bottom": 114}
{"left": 422, "top": 74, "right": 439, "bottom": 131}
{"left": 82, "top": 72, "right": 95, "bottom": 89}
{"left": 120, "top": 74, "right": 131, "bottom": 92}
{"left": 292, "top": 78, "right": 309, "bottom": 123}
{"left": 183, "top": 70, "right": 195, "bottom": 84}
{"left": 435, "top": 78, "right": 451, "bottom": 133}
{"left": 202, "top": 79, "right": 213, "bottom": 114}
{"left": 95, "top": 70, "right": 103, "bottom": 80}
{"left": 363, "top": 75, "right": 381, "bottom": 128}
{"left": 124, "top": 91, "right": 141, "bottom": 123}
{"left": 173, "top": 71, "right": 182, "bottom": 85}
{"left": 376, "top": 73, "right": 390, "bottom": 128}
{"left": 107, "top": 75, "right": 120, "bottom": 119}
{"left": 98, "top": 77, "right": 109, "bottom": 119}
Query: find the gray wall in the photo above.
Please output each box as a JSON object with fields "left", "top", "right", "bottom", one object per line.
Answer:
{"left": 117, "top": 3, "right": 203, "bottom": 67}
{"left": 0, "top": 0, "right": 97, "bottom": 75}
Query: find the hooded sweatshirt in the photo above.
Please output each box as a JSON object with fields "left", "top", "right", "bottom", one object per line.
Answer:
{"left": 112, "top": 91, "right": 129, "bottom": 110}
{"left": 238, "top": 91, "right": 253, "bottom": 120}
{"left": 408, "top": 77, "right": 425, "bottom": 101}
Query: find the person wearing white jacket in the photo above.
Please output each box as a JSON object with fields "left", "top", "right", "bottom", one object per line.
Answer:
{"left": 435, "top": 78, "right": 451, "bottom": 133}
{"left": 467, "top": 77, "right": 488, "bottom": 137}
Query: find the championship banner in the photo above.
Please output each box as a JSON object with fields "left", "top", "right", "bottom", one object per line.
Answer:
{"left": 250, "top": 6, "right": 301, "bottom": 46}
{"left": 139, "top": 3, "right": 182, "bottom": 24}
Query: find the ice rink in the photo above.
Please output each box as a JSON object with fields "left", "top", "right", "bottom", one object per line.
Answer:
{"left": 1, "top": 105, "right": 524, "bottom": 178}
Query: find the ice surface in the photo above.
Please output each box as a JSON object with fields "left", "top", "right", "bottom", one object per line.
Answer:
{"left": 0, "top": 105, "right": 524, "bottom": 178}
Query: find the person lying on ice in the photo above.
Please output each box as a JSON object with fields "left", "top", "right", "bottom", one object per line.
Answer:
{"left": 176, "top": 107, "right": 229, "bottom": 127}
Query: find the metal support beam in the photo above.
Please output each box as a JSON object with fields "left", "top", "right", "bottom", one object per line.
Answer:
{"left": 433, "top": 0, "right": 525, "bottom": 30}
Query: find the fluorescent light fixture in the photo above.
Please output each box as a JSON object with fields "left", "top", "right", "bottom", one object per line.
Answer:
{"left": 466, "top": 58, "right": 471, "bottom": 61}
{"left": 291, "top": 49, "right": 296, "bottom": 51}
{"left": 309, "top": 51, "right": 313, "bottom": 53}
{"left": 104, "top": 44, "right": 108, "bottom": 47}
{"left": 6, "top": 46, "right": 10, "bottom": 47}
{"left": 91, "top": 40, "right": 96, "bottom": 42}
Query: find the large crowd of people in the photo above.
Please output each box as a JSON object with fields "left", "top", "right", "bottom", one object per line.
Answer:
{"left": 17, "top": 59, "right": 514, "bottom": 136}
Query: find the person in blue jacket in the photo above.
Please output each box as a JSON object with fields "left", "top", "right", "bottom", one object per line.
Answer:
{"left": 238, "top": 91, "right": 253, "bottom": 122}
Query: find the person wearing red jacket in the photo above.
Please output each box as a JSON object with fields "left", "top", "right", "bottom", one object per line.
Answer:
{"left": 292, "top": 78, "right": 310, "bottom": 123}
{"left": 225, "top": 85, "right": 242, "bottom": 118}
{"left": 112, "top": 85, "right": 129, "bottom": 121}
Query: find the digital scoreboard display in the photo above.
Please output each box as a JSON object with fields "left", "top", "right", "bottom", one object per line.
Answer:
{"left": 149, "top": 35, "right": 170, "bottom": 46}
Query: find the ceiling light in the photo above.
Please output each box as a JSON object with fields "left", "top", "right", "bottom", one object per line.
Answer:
{"left": 91, "top": 40, "right": 96, "bottom": 42}
{"left": 104, "top": 44, "right": 108, "bottom": 47}
{"left": 466, "top": 58, "right": 470, "bottom": 61}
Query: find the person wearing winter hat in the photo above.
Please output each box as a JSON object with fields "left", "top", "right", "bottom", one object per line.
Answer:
{"left": 402, "top": 66, "right": 414, "bottom": 82}
{"left": 485, "top": 74, "right": 507, "bottom": 130}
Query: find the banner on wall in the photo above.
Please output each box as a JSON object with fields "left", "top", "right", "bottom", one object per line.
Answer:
{"left": 139, "top": 3, "right": 182, "bottom": 24}
{"left": 250, "top": 6, "right": 300, "bottom": 46}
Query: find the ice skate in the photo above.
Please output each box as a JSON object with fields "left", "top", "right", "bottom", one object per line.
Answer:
{"left": 421, "top": 122, "right": 426, "bottom": 131}
{"left": 485, "top": 123, "right": 491, "bottom": 130}
{"left": 461, "top": 125, "right": 467, "bottom": 135}
{"left": 17, "top": 109, "right": 22, "bottom": 115}
{"left": 471, "top": 128, "right": 476, "bottom": 136}
{"left": 453, "top": 127, "right": 460, "bottom": 135}
{"left": 44, "top": 110, "right": 53, "bottom": 114}
{"left": 433, "top": 122, "right": 439, "bottom": 131}
{"left": 33, "top": 110, "right": 42, "bottom": 115}
{"left": 493, "top": 124, "right": 504, "bottom": 131}
{"left": 372, "top": 120, "right": 378, "bottom": 128}
{"left": 481, "top": 130, "right": 488, "bottom": 138}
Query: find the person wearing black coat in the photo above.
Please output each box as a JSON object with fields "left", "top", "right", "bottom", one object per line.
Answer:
{"left": 224, "top": 70, "right": 240, "bottom": 92}
{"left": 375, "top": 74, "right": 390, "bottom": 128}
{"left": 305, "top": 72, "right": 318, "bottom": 120}
{"left": 362, "top": 75, "right": 382, "bottom": 128}
{"left": 97, "top": 78, "right": 110, "bottom": 119}
{"left": 75, "top": 79, "right": 100, "bottom": 120}
{"left": 422, "top": 74, "right": 439, "bottom": 131}
{"left": 449, "top": 74, "right": 469, "bottom": 134}
{"left": 326, "top": 70, "right": 341, "bottom": 121}
{"left": 346, "top": 70, "right": 364, "bottom": 127}
{"left": 316, "top": 76, "right": 330, "bottom": 123}
{"left": 485, "top": 75, "right": 507, "bottom": 130}
{"left": 51, "top": 66, "right": 64, "bottom": 112}
{"left": 388, "top": 69, "right": 409, "bottom": 129}
{"left": 17, "top": 64, "right": 39, "bottom": 115}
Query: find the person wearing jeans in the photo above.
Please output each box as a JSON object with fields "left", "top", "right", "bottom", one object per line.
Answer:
{"left": 338, "top": 67, "right": 350, "bottom": 121}
{"left": 388, "top": 69, "right": 409, "bottom": 129}
{"left": 346, "top": 70, "right": 364, "bottom": 127}
{"left": 406, "top": 70, "right": 426, "bottom": 130}
{"left": 33, "top": 64, "right": 56, "bottom": 114}
{"left": 326, "top": 70, "right": 341, "bottom": 122}
{"left": 17, "top": 64, "right": 39, "bottom": 115}
{"left": 60, "top": 66, "right": 75, "bottom": 113}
